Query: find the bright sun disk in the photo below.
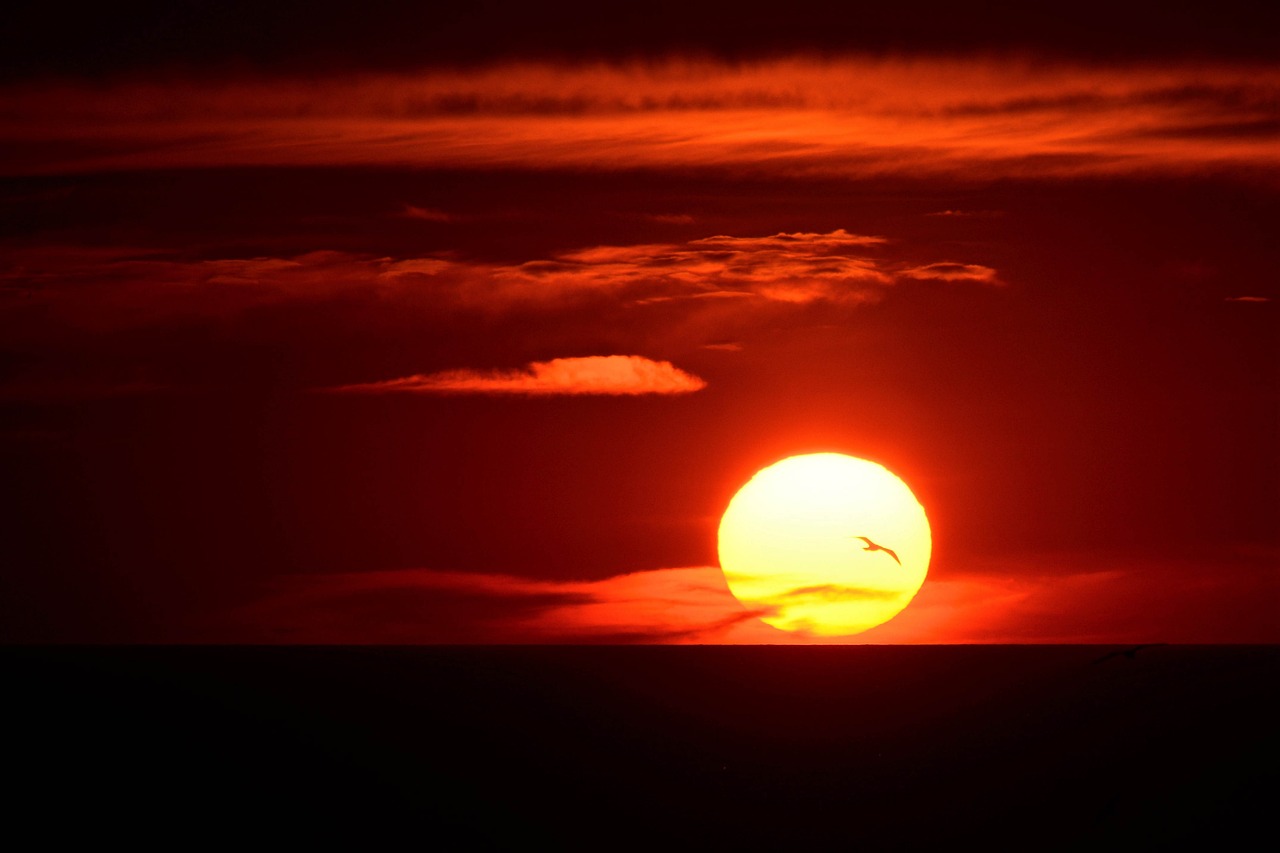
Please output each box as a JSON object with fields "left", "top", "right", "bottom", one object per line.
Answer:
{"left": 717, "top": 453, "right": 931, "bottom": 637}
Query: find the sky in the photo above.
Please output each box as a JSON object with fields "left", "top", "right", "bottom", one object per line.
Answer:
{"left": 1, "top": 1, "right": 1276, "bottom": 643}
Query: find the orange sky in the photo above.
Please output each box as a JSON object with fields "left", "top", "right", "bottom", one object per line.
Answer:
{"left": 1, "top": 3, "right": 1276, "bottom": 643}
{"left": 6, "top": 59, "right": 1279, "bottom": 180}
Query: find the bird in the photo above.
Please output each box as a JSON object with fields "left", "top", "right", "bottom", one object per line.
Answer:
{"left": 1092, "top": 643, "right": 1168, "bottom": 664}
{"left": 852, "top": 536, "right": 901, "bottom": 565}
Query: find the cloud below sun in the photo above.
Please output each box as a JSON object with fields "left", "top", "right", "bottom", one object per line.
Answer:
{"left": 223, "top": 550, "right": 1280, "bottom": 645}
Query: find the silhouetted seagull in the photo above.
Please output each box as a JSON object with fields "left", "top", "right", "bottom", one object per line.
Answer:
{"left": 852, "top": 536, "right": 901, "bottom": 566}
{"left": 1092, "top": 643, "right": 1168, "bottom": 664}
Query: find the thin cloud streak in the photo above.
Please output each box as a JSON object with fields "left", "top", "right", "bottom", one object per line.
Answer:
{"left": 860, "top": 552, "right": 1280, "bottom": 644}
{"left": 4, "top": 58, "right": 1278, "bottom": 180}
{"left": 325, "top": 355, "right": 707, "bottom": 396}
{"left": 784, "top": 584, "right": 906, "bottom": 602}
{"left": 225, "top": 566, "right": 785, "bottom": 644}
{"left": 546, "top": 229, "right": 894, "bottom": 305}
{"left": 220, "top": 551, "right": 1280, "bottom": 644}
{"left": 901, "top": 262, "right": 1002, "bottom": 285}
{"left": 0, "top": 230, "right": 993, "bottom": 339}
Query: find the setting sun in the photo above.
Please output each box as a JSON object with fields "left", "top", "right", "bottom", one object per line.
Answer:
{"left": 718, "top": 453, "right": 931, "bottom": 636}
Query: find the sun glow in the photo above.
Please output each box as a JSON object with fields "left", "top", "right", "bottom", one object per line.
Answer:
{"left": 718, "top": 453, "right": 931, "bottom": 637}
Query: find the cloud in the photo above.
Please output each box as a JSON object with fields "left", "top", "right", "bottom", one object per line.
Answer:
{"left": 858, "top": 550, "right": 1280, "bottom": 644}
{"left": 224, "top": 566, "right": 787, "bottom": 644}
{"left": 900, "top": 262, "right": 1002, "bottom": 284}
{"left": 784, "top": 584, "right": 907, "bottom": 602}
{"left": 0, "top": 228, "right": 999, "bottom": 396}
{"left": 1225, "top": 295, "right": 1271, "bottom": 303}
{"left": 540, "top": 229, "right": 894, "bottom": 305}
{"left": 216, "top": 548, "right": 1280, "bottom": 644}
{"left": 0, "top": 229, "right": 997, "bottom": 400}
{"left": 4, "top": 58, "right": 1278, "bottom": 180}
{"left": 1, "top": 230, "right": 994, "bottom": 341}
{"left": 325, "top": 355, "right": 706, "bottom": 396}
{"left": 691, "top": 231, "right": 887, "bottom": 251}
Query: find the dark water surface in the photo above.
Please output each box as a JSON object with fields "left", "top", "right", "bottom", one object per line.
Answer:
{"left": 7, "top": 645, "right": 1276, "bottom": 849}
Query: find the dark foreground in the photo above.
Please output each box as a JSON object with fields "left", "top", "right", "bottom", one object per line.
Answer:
{"left": 7, "top": 645, "right": 1276, "bottom": 849}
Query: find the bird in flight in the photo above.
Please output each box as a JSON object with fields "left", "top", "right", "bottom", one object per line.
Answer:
{"left": 852, "top": 536, "right": 901, "bottom": 565}
{"left": 1092, "top": 643, "right": 1168, "bottom": 664}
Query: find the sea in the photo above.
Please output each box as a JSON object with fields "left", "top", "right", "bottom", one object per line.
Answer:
{"left": 7, "top": 645, "right": 1276, "bottom": 849}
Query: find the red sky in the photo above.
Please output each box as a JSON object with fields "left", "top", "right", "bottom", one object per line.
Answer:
{"left": 1, "top": 1, "right": 1276, "bottom": 642}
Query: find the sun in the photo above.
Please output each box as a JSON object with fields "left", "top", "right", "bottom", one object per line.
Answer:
{"left": 718, "top": 453, "right": 931, "bottom": 637}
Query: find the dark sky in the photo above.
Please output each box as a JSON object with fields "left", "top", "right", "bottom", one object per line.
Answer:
{"left": 1, "top": 2, "right": 1276, "bottom": 642}
{"left": 4, "top": 0, "right": 1278, "bottom": 76}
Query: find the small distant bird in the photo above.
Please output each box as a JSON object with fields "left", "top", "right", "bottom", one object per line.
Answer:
{"left": 1092, "top": 643, "right": 1168, "bottom": 664}
{"left": 852, "top": 536, "right": 901, "bottom": 566}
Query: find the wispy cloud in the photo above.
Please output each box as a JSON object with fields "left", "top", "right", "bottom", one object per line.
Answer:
{"left": 784, "top": 584, "right": 906, "bottom": 602}
{"left": 0, "top": 226, "right": 998, "bottom": 396}
{"left": 325, "top": 355, "right": 706, "bottom": 396}
{"left": 1225, "top": 295, "right": 1271, "bottom": 303}
{"left": 540, "top": 229, "right": 893, "bottom": 305}
{"left": 900, "top": 262, "right": 1002, "bottom": 285}
{"left": 0, "top": 230, "right": 994, "bottom": 337}
{"left": 5, "top": 58, "right": 1278, "bottom": 180}
{"left": 218, "top": 549, "right": 1280, "bottom": 644}
{"left": 859, "top": 550, "right": 1280, "bottom": 644}
{"left": 224, "top": 566, "right": 786, "bottom": 644}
